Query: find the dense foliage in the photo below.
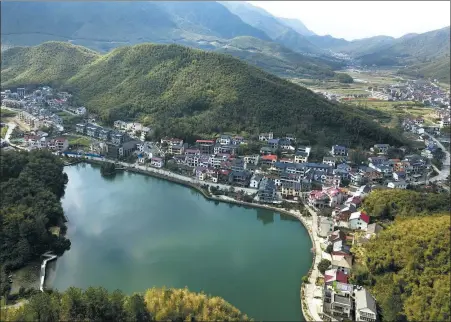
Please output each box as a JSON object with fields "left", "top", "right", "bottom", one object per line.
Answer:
{"left": 1, "top": 42, "right": 98, "bottom": 88}
{"left": 3, "top": 286, "right": 251, "bottom": 321}
{"left": 398, "top": 55, "right": 451, "bottom": 84}
{"left": 2, "top": 42, "right": 405, "bottom": 148}
{"left": 362, "top": 189, "right": 450, "bottom": 219}
{"left": 0, "top": 150, "right": 70, "bottom": 294}
{"left": 335, "top": 73, "right": 353, "bottom": 83}
{"left": 360, "top": 215, "right": 450, "bottom": 321}
{"left": 317, "top": 259, "right": 331, "bottom": 275}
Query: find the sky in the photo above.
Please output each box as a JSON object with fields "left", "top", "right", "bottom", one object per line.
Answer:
{"left": 248, "top": 1, "right": 450, "bottom": 40}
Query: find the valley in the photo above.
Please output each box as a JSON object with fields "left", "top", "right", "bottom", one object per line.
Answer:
{"left": 1, "top": 2, "right": 450, "bottom": 322}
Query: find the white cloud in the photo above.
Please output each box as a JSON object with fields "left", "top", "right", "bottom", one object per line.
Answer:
{"left": 248, "top": 1, "right": 450, "bottom": 40}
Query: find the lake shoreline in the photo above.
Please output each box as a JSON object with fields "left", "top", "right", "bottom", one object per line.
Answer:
{"left": 64, "top": 160, "right": 316, "bottom": 321}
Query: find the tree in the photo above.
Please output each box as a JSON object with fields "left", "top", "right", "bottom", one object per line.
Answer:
{"left": 325, "top": 244, "right": 333, "bottom": 254}
{"left": 100, "top": 162, "right": 116, "bottom": 177}
{"left": 5, "top": 287, "right": 251, "bottom": 321}
{"left": 124, "top": 294, "right": 151, "bottom": 322}
{"left": 317, "top": 259, "right": 331, "bottom": 275}
{"left": 335, "top": 73, "right": 354, "bottom": 83}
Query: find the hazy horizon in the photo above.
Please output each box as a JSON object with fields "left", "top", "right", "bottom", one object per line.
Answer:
{"left": 248, "top": 1, "right": 450, "bottom": 40}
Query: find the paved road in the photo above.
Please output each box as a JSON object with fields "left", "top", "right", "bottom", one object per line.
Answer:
{"left": 4, "top": 122, "right": 16, "bottom": 142}
{"left": 301, "top": 203, "right": 324, "bottom": 322}
{"left": 428, "top": 135, "right": 450, "bottom": 182}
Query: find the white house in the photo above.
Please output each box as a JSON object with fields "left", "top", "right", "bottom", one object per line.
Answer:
{"left": 387, "top": 180, "right": 407, "bottom": 189}
{"left": 219, "top": 135, "right": 231, "bottom": 145}
{"left": 259, "top": 132, "right": 273, "bottom": 141}
{"left": 150, "top": 157, "right": 164, "bottom": 168}
{"left": 349, "top": 211, "right": 370, "bottom": 231}
{"left": 250, "top": 174, "right": 263, "bottom": 188}
{"left": 295, "top": 151, "right": 309, "bottom": 163}
{"left": 244, "top": 155, "right": 260, "bottom": 165}
{"left": 355, "top": 288, "right": 378, "bottom": 322}
{"left": 75, "top": 106, "right": 87, "bottom": 115}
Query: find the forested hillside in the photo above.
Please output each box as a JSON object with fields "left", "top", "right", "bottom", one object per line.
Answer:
{"left": 398, "top": 55, "right": 451, "bottom": 84}
{"left": 0, "top": 150, "right": 71, "bottom": 295}
{"left": 1, "top": 42, "right": 98, "bottom": 85}
{"left": 1, "top": 42, "right": 405, "bottom": 148}
{"left": 358, "top": 215, "right": 450, "bottom": 321}
{"left": 217, "top": 36, "right": 340, "bottom": 79}
{"left": 357, "top": 26, "right": 450, "bottom": 74}
{"left": 362, "top": 189, "right": 450, "bottom": 220}
{"left": 3, "top": 286, "right": 251, "bottom": 321}
{"left": 1, "top": 1, "right": 340, "bottom": 80}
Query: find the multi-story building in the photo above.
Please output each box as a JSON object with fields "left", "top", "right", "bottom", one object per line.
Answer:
{"left": 295, "top": 151, "right": 309, "bottom": 163}
{"left": 259, "top": 132, "right": 274, "bottom": 141}
{"left": 75, "top": 123, "right": 86, "bottom": 134}
{"left": 258, "top": 177, "right": 277, "bottom": 203}
{"left": 331, "top": 145, "right": 348, "bottom": 157}
{"left": 86, "top": 124, "right": 100, "bottom": 138}
{"left": 195, "top": 139, "right": 215, "bottom": 154}
{"left": 322, "top": 284, "right": 354, "bottom": 320}
{"left": 98, "top": 129, "right": 111, "bottom": 141}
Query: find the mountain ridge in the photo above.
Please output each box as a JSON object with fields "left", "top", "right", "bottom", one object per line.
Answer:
{"left": 2, "top": 41, "right": 405, "bottom": 148}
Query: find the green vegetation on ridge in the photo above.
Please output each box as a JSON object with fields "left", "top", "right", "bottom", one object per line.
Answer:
{"left": 2, "top": 42, "right": 406, "bottom": 148}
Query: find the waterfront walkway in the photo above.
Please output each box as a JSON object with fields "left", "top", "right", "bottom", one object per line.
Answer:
{"left": 301, "top": 204, "right": 324, "bottom": 322}
{"left": 83, "top": 156, "right": 259, "bottom": 195}
{"left": 39, "top": 252, "right": 57, "bottom": 292}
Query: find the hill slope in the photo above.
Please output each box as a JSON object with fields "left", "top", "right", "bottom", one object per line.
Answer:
{"left": 307, "top": 35, "right": 396, "bottom": 57}
{"left": 1, "top": 42, "right": 405, "bottom": 147}
{"left": 1, "top": 42, "right": 99, "bottom": 86}
{"left": 398, "top": 55, "right": 451, "bottom": 83}
{"left": 0, "top": 1, "right": 269, "bottom": 47}
{"left": 357, "top": 26, "right": 451, "bottom": 66}
{"left": 219, "top": 1, "right": 321, "bottom": 54}
{"left": 277, "top": 17, "right": 316, "bottom": 37}
{"left": 1, "top": 1, "right": 340, "bottom": 80}
{"left": 215, "top": 36, "right": 341, "bottom": 79}
{"left": 361, "top": 214, "right": 450, "bottom": 321}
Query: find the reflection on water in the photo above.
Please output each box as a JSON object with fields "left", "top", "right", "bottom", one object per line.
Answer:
{"left": 256, "top": 209, "right": 274, "bottom": 225}
{"left": 51, "top": 164, "right": 312, "bottom": 321}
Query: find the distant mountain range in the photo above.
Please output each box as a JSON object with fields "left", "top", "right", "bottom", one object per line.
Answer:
{"left": 1, "top": 1, "right": 449, "bottom": 82}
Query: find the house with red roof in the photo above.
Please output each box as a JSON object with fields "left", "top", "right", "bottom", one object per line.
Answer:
{"left": 348, "top": 211, "right": 370, "bottom": 231}
{"left": 324, "top": 269, "right": 349, "bottom": 285}
{"left": 261, "top": 154, "right": 278, "bottom": 165}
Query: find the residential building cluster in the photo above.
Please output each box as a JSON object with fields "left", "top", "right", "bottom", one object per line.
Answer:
{"left": 316, "top": 186, "right": 384, "bottom": 322}
{"left": 369, "top": 79, "right": 450, "bottom": 106}
{"left": 22, "top": 131, "right": 69, "bottom": 152}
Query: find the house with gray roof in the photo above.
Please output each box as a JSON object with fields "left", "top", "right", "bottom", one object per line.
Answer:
{"left": 354, "top": 288, "right": 378, "bottom": 322}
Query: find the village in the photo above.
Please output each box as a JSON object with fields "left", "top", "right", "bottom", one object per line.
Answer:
{"left": 1, "top": 86, "right": 450, "bottom": 321}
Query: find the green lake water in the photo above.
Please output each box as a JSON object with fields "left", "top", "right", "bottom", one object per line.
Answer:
{"left": 45, "top": 163, "right": 312, "bottom": 321}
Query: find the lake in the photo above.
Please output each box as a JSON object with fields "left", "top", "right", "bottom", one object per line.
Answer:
{"left": 45, "top": 163, "right": 313, "bottom": 321}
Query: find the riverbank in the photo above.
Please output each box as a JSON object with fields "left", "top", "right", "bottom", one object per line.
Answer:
{"left": 70, "top": 159, "right": 320, "bottom": 321}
